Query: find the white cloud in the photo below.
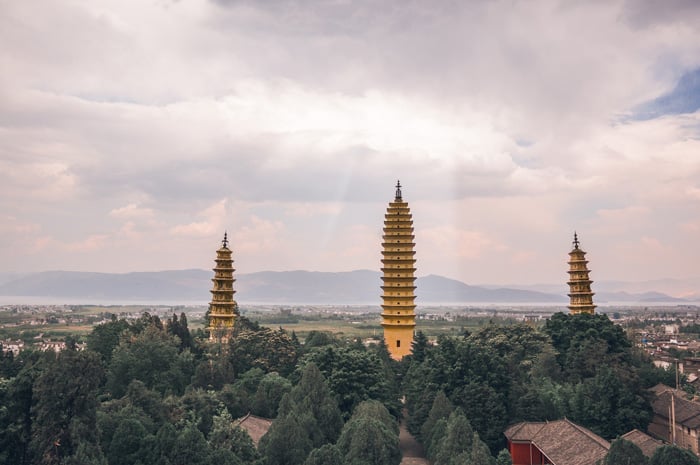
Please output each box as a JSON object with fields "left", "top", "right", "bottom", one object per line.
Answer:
{"left": 109, "top": 203, "right": 155, "bottom": 219}
{"left": 170, "top": 199, "right": 228, "bottom": 237}
{"left": 1, "top": 0, "right": 700, "bottom": 285}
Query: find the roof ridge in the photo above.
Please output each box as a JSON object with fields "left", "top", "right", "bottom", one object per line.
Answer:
{"left": 563, "top": 418, "right": 610, "bottom": 450}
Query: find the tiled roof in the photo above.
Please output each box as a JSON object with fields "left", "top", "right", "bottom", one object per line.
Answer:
{"left": 505, "top": 419, "right": 610, "bottom": 465}
{"left": 652, "top": 391, "right": 700, "bottom": 429}
{"left": 236, "top": 413, "right": 272, "bottom": 446}
{"left": 621, "top": 429, "right": 664, "bottom": 457}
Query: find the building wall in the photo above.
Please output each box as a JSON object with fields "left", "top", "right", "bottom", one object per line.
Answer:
{"left": 648, "top": 414, "right": 670, "bottom": 443}
{"left": 509, "top": 441, "right": 551, "bottom": 465}
{"left": 383, "top": 326, "right": 414, "bottom": 360}
{"left": 675, "top": 424, "right": 699, "bottom": 455}
{"left": 649, "top": 415, "right": 700, "bottom": 455}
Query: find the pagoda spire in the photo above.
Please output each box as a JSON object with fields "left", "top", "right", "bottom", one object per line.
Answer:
{"left": 381, "top": 181, "right": 417, "bottom": 360}
{"left": 208, "top": 232, "right": 238, "bottom": 342}
{"left": 567, "top": 232, "right": 596, "bottom": 315}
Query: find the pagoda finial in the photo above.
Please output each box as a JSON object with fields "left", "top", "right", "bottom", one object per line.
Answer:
{"left": 395, "top": 180, "right": 402, "bottom": 201}
{"left": 573, "top": 231, "right": 579, "bottom": 249}
{"left": 222, "top": 231, "right": 229, "bottom": 248}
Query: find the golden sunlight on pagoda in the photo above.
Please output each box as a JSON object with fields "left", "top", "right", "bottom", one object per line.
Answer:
{"left": 208, "top": 232, "right": 238, "bottom": 342}
{"left": 567, "top": 232, "right": 596, "bottom": 315}
{"left": 381, "top": 181, "right": 417, "bottom": 360}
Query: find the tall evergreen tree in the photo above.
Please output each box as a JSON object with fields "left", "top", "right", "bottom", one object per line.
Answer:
{"left": 433, "top": 409, "right": 474, "bottom": 465}
{"left": 259, "top": 415, "right": 313, "bottom": 465}
{"left": 420, "top": 390, "right": 452, "bottom": 446}
{"left": 260, "top": 363, "right": 342, "bottom": 465}
{"left": 30, "top": 350, "right": 105, "bottom": 465}
{"left": 336, "top": 417, "right": 401, "bottom": 465}
{"left": 303, "top": 444, "right": 343, "bottom": 465}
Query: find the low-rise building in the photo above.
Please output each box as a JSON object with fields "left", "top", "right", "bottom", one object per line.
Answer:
{"left": 504, "top": 418, "right": 610, "bottom": 465}
{"left": 620, "top": 429, "right": 664, "bottom": 458}
{"left": 649, "top": 384, "right": 700, "bottom": 454}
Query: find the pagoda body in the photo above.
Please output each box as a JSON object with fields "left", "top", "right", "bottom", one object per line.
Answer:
{"left": 381, "top": 181, "right": 417, "bottom": 360}
{"left": 567, "top": 233, "right": 596, "bottom": 315}
{"left": 208, "top": 233, "right": 238, "bottom": 342}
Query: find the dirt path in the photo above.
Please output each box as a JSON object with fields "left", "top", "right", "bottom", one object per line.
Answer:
{"left": 399, "top": 411, "right": 430, "bottom": 465}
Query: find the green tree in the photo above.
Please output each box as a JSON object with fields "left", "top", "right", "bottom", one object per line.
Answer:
{"left": 191, "top": 353, "right": 235, "bottom": 390}
{"left": 106, "top": 417, "right": 152, "bottom": 465}
{"left": 208, "top": 407, "right": 258, "bottom": 464}
{"left": 351, "top": 400, "right": 398, "bottom": 434}
{"left": 259, "top": 414, "right": 313, "bottom": 465}
{"left": 604, "top": 438, "right": 647, "bottom": 465}
{"left": 107, "top": 325, "right": 194, "bottom": 397}
{"left": 433, "top": 409, "right": 474, "bottom": 465}
{"left": 87, "top": 318, "right": 132, "bottom": 363}
{"left": 229, "top": 318, "right": 298, "bottom": 376}
{"left": 169, "top": 425, "right": 212, "bottom": 465}
{"left": 426, "top": 419, "right": 448, "bottom": 461}
{"left": 0, "top": 350, "right": 43, "bottom": 465}
{"left": 123, "top": 380, "right": 165, "bottom": 424}
{"left": 63, "top": 442, "right": 108, "bottom": 465}
{"left": 303, "top": 444, "right": 343, "bottom": 465}
{"left": 279, "top": 363, "right": 343, "bottom": 447}
{"left": 302, "top": 346, "right": 399, "bottom": 418}
{"left": 201, "top": 366, "right": 263, "bottom": 421}
{"left": 569, "top": 366, "right": 651, "bottom": 438}
{"left": 420, "top": 390, "right": 452, "bottom": 447}
{"left": 649, "top": 445, "right": 700, "bottom": 465}
{"left": 496, "top": 449, "right": 512, "bottom": 465}
{"left": 96, "top": 404, "right": 156, "bottom": 462}
{"left": 470, "top": 432, "right": 496, "bottom": 465}
{"left": 260, "top": 364, "right": 342, "bottom": 465}
{"left": 336, "top": 416, "right": 401, "bottom": 465}
{"left": 303, "top": 331, "right": 340, "bottom": 350}
{"left": 544, "top": 312, "right": 630, "bottom": 380}
{"left": 166, "top": 312, "right": 193, "bottom": 351}
{"left": 411, "top": 331, "right": 429, "bottom": 364}
{"left": 177, "top": 389, "right": 221, "bottom": 437}
{"left": 30, "top": 350, "right": 105, "bottom": 465}
{"left": 252, "top": 373, "right": 292, "bottom": 419}
{"left": 451, "top": 381, "right": 507, "bottom": 453}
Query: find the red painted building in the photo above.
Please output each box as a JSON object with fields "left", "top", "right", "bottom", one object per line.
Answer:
{"left": 505, "top": 419, "right": 610, "bottom": 465}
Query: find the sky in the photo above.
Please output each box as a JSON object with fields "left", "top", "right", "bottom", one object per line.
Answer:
{"left": 1, "top": 0, "right": 700, "bottom": 289}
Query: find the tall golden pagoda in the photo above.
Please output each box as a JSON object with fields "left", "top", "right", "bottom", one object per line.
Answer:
{"left": 208, "top": 232, "right": 238, "bottom": 342}
{"left": 567, "top": 232, "right": 596, "bottom": 315}
{"left": 381, "top": 181, "right": 417, "bottom": 360}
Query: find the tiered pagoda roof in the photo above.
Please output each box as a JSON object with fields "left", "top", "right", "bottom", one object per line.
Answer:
{"left": 567, "top": 232, "right": 596, "bottom": 315}
{"left": 381, "top": 180, "right": 417, "bottom": 360}
{"left": 208, "top": 232, "right": 238, "bottom": 342}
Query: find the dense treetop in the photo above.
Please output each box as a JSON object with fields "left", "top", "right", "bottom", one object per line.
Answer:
{"left": 0, "top": 311, "right": 673, "bottom": 465}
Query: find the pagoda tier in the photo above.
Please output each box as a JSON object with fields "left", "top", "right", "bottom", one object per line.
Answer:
{"left": 208, "top": 232, "right": 238, "bottom": 342}
{"left": 567, "top": 232, "right": 596, "bottom": 315}
{"left": 381, "top": 181, "right": 417, "bottom": 360}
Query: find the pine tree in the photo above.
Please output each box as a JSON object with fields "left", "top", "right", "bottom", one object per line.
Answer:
{"left": 496, "top": 448, "right": 512, "bottom": 465}
{"left": 433, "top": 409, "right": 474, "bottom": 465}
{"left": 420, "top": 390, "right": 452, "bottom": 447}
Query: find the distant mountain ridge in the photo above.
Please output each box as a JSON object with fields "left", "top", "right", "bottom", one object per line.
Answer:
{"left": 0, "top": 270, "right": 691, "bottom": 304}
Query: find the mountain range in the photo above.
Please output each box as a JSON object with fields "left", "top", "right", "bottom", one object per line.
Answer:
{"left": 0, "top": 270, "right": 695, "bottom": 305}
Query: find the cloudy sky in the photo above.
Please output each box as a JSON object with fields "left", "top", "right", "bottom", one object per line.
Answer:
{"left": 2, "top": 0, "right": 700, "bottom": 289}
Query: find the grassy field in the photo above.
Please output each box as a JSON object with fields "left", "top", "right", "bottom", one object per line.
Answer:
{"left": 1, "top": 304, "right": 530, "bottom": 343}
